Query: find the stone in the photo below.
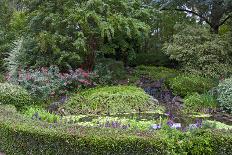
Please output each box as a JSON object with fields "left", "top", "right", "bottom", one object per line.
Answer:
{"left": 171, "top": 123, "right": 181, "bottom": 129}
{"left": 151, "top": 124, "right": 161, "bottom": 130}
{"left": 172, "top": 96, "right": 183, "bottom": 104}
{"left": 150, "top": 96, "right": 159, "bottom": 104}
{"left": 47, "top": 102, "right": 61, "bottom": 113}
{"left": 189, "top": 124, "right": 198, "bottom": 129}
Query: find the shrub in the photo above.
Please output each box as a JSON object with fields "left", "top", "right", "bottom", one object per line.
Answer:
{"left": 65, "top": 86, "right": 155, "bottom": 115}
{"left": 169, "top": 74, "right": 217, "bottom": 97}
{"left": 133, "top": 65, "right": 179, "bottom": 82}
{"left": 0, "top": 73, "right": 4, "bottom": 82}
{"left": 217, "top": 77, "right": 232, "bottom": 113}
{"left": 1, "top": 106, "right": 232, "bottom": 154}
{"left": 62, "top": 94, "right": 87, "bottom": 115}
{"left": 128, "top": 52, "right": 172, "bottom": 67}
{"left": 7, "top": 66, "right": 94, "bottom": 100}
{"left": 0, "top": 83, "right": 31, "bottom": 108}
{"left": 163, "top": 25, "right": 232, "bottom": 78}
{"left": 94, "top": 58, "right": 126, "bottom": 85}
{"left": 184, "top": 93, "right": 217, "bottom": 112}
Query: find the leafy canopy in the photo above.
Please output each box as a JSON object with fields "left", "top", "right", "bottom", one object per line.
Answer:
{"left": 17, "top": 0, "right": 151, "bottom": 70}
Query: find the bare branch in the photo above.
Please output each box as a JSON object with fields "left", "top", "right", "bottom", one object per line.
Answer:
{"left": 161, "top": 7, "right": 212, "bottom": 27}
{"left": 219, "top": 15, "right": 231, "bottom": 26}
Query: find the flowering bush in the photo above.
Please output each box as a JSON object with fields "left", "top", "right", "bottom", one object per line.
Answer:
{"left": 7, "top": 66, "right": 94, "bottom": 100}
{"left": 0, "top": 82, "right": 32, "bottom": 108}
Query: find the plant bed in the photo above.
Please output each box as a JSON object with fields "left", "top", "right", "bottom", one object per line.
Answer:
{"left": 1, "top": 105, "right": 232, "bottom": 155}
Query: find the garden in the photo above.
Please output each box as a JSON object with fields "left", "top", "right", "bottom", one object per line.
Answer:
{"left": 0, "top": 0, "right": 232, "bottom": 154}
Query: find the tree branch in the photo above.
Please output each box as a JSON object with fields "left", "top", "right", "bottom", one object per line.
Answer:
{"left": 219, "top": 15, "right": 231, "bottom": 26}
{"left": 161, "top": 8, "right": 212, "bottom": 27}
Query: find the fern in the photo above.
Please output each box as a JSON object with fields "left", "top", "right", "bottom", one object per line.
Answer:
{"left": 4, "top": 39, "right": 23, "bottom": 76}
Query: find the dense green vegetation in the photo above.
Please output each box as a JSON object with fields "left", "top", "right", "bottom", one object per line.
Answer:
{"left": 1, "top": 106, "right": 232, "bottom": 155}
{"left": 65, "top": 86, "right": 155, "bottom": 115}
{"left": 0, "top": 0, "right": 232, "bottom": 154}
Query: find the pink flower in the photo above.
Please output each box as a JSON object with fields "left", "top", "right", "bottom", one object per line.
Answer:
{"left": 82, "top": 72, "right": 89, "bottom": 78}
{"left": 26, "top": 72, "right": 31, "bottom": 80}
{"left": 5, "top": 73, "right": 11, "bottom": 81}
{"left": 78, "top": 79, "right": 91, "bottom": 85}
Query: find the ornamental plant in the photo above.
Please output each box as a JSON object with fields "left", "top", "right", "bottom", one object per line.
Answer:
{"left": 7, "top": 66, "right": 94, "bottom": 100}
{"left": 184, "top": 93, "right": 217, "bottom": 112}
{"left": 217, "top": 77, "right": 232, "bottom": 113}
{"left": 65, "top": 86, "right": 156, "bottom": 115}
{"left": 0, "top": 82, "right": 32, "bottom": 108}
{"left": 169, "top": 74, "right": 217, "bottom": 97}
{"left": 163, "top": 25, "right": 232, "bottom": 78}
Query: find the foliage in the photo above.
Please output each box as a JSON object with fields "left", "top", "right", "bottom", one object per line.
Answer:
{"left": 133, "top": 65, "right": 180, "bottom": 82}
{"left": 163, "top": 25, "right": 232, "bottom": 78}
{"left": 0, "top": 74, "right": 5, "bottom": 83}
{"left": 6, "top": 66, "right": 93, "bottom": 100}
{"left": 94, "top": 58, "right": 126, "bottom": 85}
{"left": 0, "top": 83, "right": 32, "bottom": 108}
{"left": 169, "top": 74, "right": 217, "bottom": 97}
{"left": 128, "top": 52, "right": 172, "bottom": 67}
{"left": 4, "top": 38, "right": 24, "bottom": 76}
{"left": 65, "top": 86, "right": 155, "bottom": 115}
{"left": 9, "top": 11, "right": 27, "bottom": 36}
{"left": 203, "top": 120, "right": 232, "bottom": 130}
{"left": 23, "top": 106, "right": 60, "bottom": 123}
{"left": 184, "top": 93, "right": 217, "bottom": 112}
{"left": 0, "top": 0, "right": 13, "bottom": 72}
{"left": 15, "top": 0, "right": 151, "bottom": 69}
{"left": 160, "top": 0, "right": 232, "bottom": 33}
{"left": 1, "top": 106, "right": 232, "bottom": 154}
{"left": 217, "top": 77, "right": 232, "bottom": 114}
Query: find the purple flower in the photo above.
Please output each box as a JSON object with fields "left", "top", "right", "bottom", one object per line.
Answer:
{"left": 122, "top": 125, "right": 128, "bottom": 129}
{"left": 167, "top": 120, "right": 174, "bottom": 127}
{"left": 105, "top": 121, "right": 110, "bottom": 128}
{"left": 196, "top": 119, "right": 203, "bottom": 127}
{"left": 111, "top": 121, "right": 118, "bottom": 128}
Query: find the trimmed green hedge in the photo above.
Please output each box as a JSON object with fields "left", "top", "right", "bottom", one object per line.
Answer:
{"left": 1, "top": 106, "right": 232, "bottom": 155}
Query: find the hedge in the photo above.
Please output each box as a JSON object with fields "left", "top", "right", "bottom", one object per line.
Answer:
{"left": 0, "top": 106, "right": 232, "bottom": 155}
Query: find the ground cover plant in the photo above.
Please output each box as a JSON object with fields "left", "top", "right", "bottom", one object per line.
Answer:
{"left": 169, "top": 74, "right": 218, "bottom": 97}
{"left": 63, "top": 86, "right": 156, "bottom": 115}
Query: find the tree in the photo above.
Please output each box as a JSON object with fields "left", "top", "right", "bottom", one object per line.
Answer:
{"left": 160, "top": 0, "right": 232, "bottom": 33}
{"left": 0, "top": 0, "right": 14, "bottom": 72}
{"left": 14, "top": 0, "right": 151, "bottom": 70}
{"left": 163, "top": 24, "right": 232, "bottom": 78}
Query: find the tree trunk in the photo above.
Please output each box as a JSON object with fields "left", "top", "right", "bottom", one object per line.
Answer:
{"left": 210, "top": 25, "right": 219, "bottom": 34}
{"left": 210, "top": 0, "right": 224, "bottom": 34}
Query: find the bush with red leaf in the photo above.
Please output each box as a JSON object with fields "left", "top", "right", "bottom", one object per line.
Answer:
{"left": 6, "top": 66, "right": 95, "bottom": 100}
